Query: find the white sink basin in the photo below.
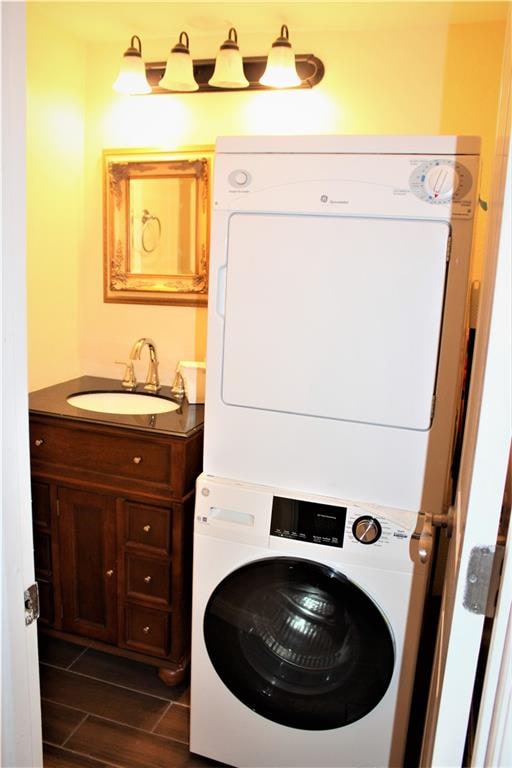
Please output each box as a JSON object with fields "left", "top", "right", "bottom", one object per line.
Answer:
{"left": 67, "top": 391, "right": 180, "bottom": 415}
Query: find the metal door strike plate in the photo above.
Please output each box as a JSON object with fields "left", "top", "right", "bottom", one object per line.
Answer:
{"left": 24, "top": 582, "right": 40, "bottom": 626}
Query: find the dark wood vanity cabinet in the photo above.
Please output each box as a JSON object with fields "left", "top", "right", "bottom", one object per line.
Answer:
{"left": 29, "top": 413, "right": 202, "bottom": 684}
{"left": 58, "top": 486, "right": 118, "bottom": 644}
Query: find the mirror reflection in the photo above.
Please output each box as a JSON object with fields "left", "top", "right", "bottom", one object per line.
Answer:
{"left": 129, "top": 177, "right": 196, "bottom": 275}
{"left": 104, "top": 148, "right": 212, "bottom": 306}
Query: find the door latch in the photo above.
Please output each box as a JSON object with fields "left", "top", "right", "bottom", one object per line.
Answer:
{"left": 24, "top": 582, "right": 40, "bottom": 626}
{"left": 417, "top": 507, "right": 455, "bottom": 564}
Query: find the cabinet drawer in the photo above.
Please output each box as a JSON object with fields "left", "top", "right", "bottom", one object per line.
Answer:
{"left": 125, "top": 502, "right": 171, "bottom": 554}
{"left": 123, "top": 605, "right": 169, "bottom": 657}
{"left": 30, "top": 421, "right": 172, "bottom": 485}
{"left": 126, "top": 554, "right": 170, "bottom": 606}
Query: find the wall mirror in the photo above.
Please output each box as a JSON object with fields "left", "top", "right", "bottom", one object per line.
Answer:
{"left": 103, "top": 147, "right": 212, "bottom": 306}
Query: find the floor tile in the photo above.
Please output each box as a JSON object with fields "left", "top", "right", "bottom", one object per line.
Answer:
{"left": 43, "top": 742, "right": 115, "bottom": 767}
{"left": 40, "top": 665, "right": 169, "bottom": 731}
{"left": 72, "top": 648, "right": 188, "bottom": 702}
{"left": 41, "top": 699, "right": 86, "bottom": 746}
{"left": 153, "top": 702, "right": 189, "bottom": 743}
{"left": 66, "top": 715, "right": 195, "bottom": 768}
{"left": 38, "top": 634, "right": 88, "bottom": 668}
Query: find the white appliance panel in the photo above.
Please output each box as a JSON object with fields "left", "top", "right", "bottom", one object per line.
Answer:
{"left": 204, "top": 136, "right": 479, "bottom": 511}
{"left": 222, "top": 213, "right": 449, "bottom": 430}
{"left": 190, "top": 475, "right": 427, "bottom": 768}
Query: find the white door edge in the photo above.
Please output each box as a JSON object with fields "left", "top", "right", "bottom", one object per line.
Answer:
{"left": 1, "top": 2, "right": 43, "bottom": 766}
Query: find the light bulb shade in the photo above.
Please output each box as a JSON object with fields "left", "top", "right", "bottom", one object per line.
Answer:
{"left": 259, "top": 25, "right": 301, "bottom": 88}
{"left": 159, "top": 32, "right": 199, "bottom": 92}
{"left": 112, "top": 35, "right": 151, "bottom": 94}
{"left": 209, "top": 28, "right": 249, "bottom": 89}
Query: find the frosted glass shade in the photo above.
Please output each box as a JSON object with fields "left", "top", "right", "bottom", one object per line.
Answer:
{"left": 160, "top": 51, "right": 198, "bottom": 91}
{"left": 113, "top": 37, "right": 151, "bottom": 95}
{"left": 159, "top": 33, "right": 199, "bottom": 92}
{"left": 260, "top": 26, "right": 301, "bottom": 88}
{"left": 209, "top": 28, "right": 249, "bottom": 89}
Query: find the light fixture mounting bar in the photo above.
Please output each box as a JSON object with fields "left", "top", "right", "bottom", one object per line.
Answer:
{"left": 145, "top": 53, "right": 324, "bottom": 93}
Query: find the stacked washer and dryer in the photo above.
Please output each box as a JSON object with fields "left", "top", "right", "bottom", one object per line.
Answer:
{"left": 190, "top": 135, "right": 480, "bottom": 767}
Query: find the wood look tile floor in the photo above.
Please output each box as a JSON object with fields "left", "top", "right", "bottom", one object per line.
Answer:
{"left": 38, "top": 635, "right": 228, "bottom": 768}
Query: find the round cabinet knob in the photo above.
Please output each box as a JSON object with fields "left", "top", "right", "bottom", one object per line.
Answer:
{"left": 106, "top": 569, "right": 114, "bottom": 577}
{"left": 132, "top": 456, "right": 142, "bottom": 465}
{"left": 352, "top": 516, "right": 382, "bottom": 545}
{"left": 144, "top": 575, "right": 152, "bottom": 584}
{"left": 34, "top": 439, "right": 44, "bottom": 447}
{"left": 142, "top": 625, "right": 151, "bottom": 634}
{"left": 143, "top": 524, "right": 151, "bottom": 533}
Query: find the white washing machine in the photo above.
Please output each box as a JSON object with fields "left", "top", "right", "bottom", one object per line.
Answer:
{"left": 190, "top": 474, "right": 427, "bottom": 768}
{"left": 203, "top": 135, "right": 480, "bottom": 513}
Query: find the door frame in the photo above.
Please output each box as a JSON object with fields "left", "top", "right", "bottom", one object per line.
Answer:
{"left": 1, "top": 2, "right": 43, "bottom": 766}
{"left": 420, "top": 18, "right": 511, "bottom": 763}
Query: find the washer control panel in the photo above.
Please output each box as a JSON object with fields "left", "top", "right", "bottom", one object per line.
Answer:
{"left": 270, "top": 496, "right": 413, "bottom": 550}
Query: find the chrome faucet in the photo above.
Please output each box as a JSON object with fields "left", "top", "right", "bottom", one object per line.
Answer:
{"left": 129, "top": 337, "right": 161, "bottom": 393}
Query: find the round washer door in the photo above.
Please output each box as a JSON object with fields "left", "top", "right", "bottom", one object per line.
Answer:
{"left": 203, "top": 557, "right": 395, "bottom": 731}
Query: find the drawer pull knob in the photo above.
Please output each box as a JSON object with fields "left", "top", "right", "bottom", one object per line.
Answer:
{"left": 142, "top": 625, "right": 151, "bottom": 634}
{"left": 143, "top": 524, "right": 151, "bottom": 533}
{"left": 144, "top": 575, "right": 152, "bottom": 584}
{"left": 106, "top": 569, "right": 114, "bottom": 577}
{"left": 133, "top": 456, "right": 142, "bottom": 464}
{"left": 34, "top": 439, "right": 44, "bottom": 447}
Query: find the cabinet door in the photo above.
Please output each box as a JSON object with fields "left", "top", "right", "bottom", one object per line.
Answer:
{"left": 58, "top": 486, "right": 117, "bottom": 643}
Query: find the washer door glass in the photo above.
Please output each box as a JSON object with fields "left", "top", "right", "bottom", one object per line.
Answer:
{"left": 203, "top": 557, "right": 395, "bottom": 731}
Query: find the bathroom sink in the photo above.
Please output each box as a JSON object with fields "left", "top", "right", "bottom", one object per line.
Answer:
{"left": 66, "top": 391, "right": 180, "bottom": 415}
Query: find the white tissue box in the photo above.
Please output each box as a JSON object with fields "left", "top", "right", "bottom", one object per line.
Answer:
{"left": 178, "top": 361, "right": 206, "bottom": 403}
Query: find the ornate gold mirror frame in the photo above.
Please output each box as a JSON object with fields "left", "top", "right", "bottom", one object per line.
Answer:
{"left": 103, "top": 147, "right": 212, "bottom": 306}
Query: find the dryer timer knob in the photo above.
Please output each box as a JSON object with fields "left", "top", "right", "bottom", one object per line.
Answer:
{"left": 353, "top": 516, "right": 382, "bottom": 545}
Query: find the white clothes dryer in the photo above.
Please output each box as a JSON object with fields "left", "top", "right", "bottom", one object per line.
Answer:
{"left": 190, "top": 474, "right": 427, "bottom": 768}
{"left": 203, "top": 135, "right": 480, "bottom": 514}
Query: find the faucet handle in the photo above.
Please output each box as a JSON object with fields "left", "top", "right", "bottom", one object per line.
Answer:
{"left": 171, "top": 370, "right": 186, "bottom": 401}
{"left": 115, "top": 360, "right": 137, "bottom": 390}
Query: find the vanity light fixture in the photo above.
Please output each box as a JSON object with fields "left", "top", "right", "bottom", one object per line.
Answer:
{"left": 114, "top": 27, "right": 325, "bottom": 94}
{"left": 259, "top": 25, "right": 301, "bottom": 88}
{"left": 159, "top": 31, "right": 199, "bottom": 92}
{"left": 112, "top": 35, "right": 151, "bottom": 94}
{"left": 208, "top": 28, "right": 249, "bottom": 89}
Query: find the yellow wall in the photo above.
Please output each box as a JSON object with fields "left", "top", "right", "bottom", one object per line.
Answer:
{"left": 26, "top": 4, "right": 507, "bottom": 391}
{"left": 26, "top": 5, "right": 86, "bottom": 389}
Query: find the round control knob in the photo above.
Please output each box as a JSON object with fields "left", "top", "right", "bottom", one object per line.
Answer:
{"left": 424, "top": 163, "right": 459, "bottom": 202}
{"left": 234, "top": 171, "right": 248, "bottom": 186}
{"left": 352, "top": 516, "right": 382, "bottom": 545}
{"left": 228, "top": 169, "right": 252, "bottom": 188}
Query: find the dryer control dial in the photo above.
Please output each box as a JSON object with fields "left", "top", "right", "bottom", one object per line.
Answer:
{"left": 409, "top": 159, "right": 473, "bottom": 204}
{"left": 352, "top": 516, "right": 382, "bottom": 545}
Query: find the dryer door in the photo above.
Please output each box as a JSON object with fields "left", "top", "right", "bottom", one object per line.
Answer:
{"left": 203, "top": 556, "right": 395, "bottom": 730}
{"left": 222, "top": 213, "right": 450, "bottom": 430}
